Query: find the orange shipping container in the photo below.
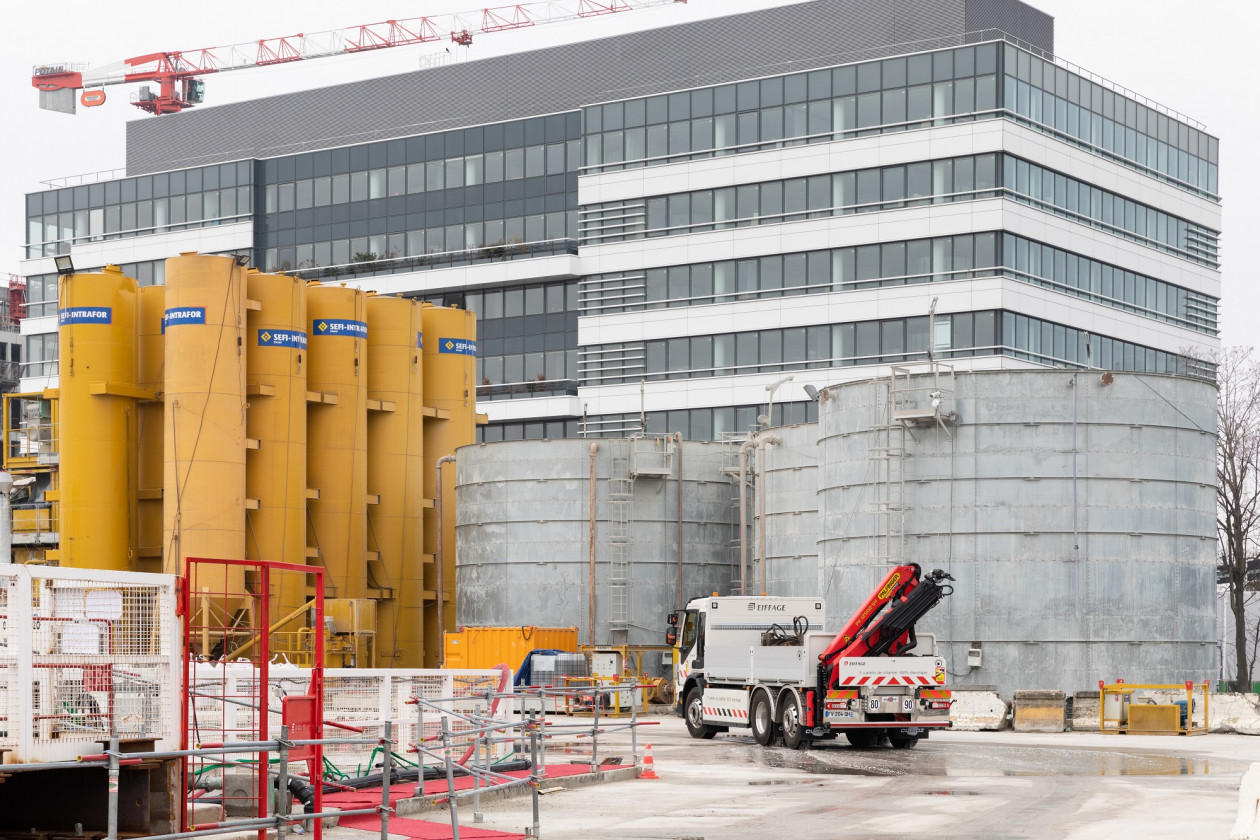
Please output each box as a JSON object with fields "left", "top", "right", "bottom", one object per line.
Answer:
{"left": 443, "top": 626, "right": 578, "bottom": 670}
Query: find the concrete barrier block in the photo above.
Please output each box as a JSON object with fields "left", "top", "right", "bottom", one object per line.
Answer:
{"left": 1013, "top": 690, "right": 1066, "bottom": 733}
{"left": 1211, "top": 693, "right": 1260, "bottom": 735}
{"left": 1230, "top": 763, "right": 1260, "bottom": 840}
{"left": 186, "top": 802, "right": 223, "bottom": 826}
{"left": 1072, "top": 691, "right": 1100, "bottom": 731}
{"left": 221, "top": 768, "right": 256, "bottom": 817}
{"left": 949, "top": 690, "right": 1011, "bottom": 731}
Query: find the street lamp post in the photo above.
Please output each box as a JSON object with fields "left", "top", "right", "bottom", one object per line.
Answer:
{"left": 759, "top": 374, "right": 795, "bottom": 428}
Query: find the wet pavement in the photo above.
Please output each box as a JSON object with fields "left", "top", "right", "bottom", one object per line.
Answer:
{"left": 738, "top": 733, "right": 1244, "bottom": 778}
{"left": 331, "top": 717, "right": 1257, "bottom": 840}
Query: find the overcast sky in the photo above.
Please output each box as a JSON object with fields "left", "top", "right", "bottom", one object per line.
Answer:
{"left": 2, "top": 0, "right": 1254, "bottom": 349}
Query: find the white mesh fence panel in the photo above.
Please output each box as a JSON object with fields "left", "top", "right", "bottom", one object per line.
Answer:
{"left": 0, "top": 566, "right": 180, "bottom": 764}
{"left": 188, "top": 665, "right": 514, "bottom": 777}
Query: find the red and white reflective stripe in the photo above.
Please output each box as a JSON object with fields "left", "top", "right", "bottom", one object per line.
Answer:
{"left": 840, "top": 674, "right": 937, "bottom": 686}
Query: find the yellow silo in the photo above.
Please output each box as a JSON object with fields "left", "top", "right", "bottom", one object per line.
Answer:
{"left": 245, "top": 271, "right": 309, "bottom": 631}
{"left": 365, "top": 294, "right": 425, "bottom": 667}
{"left": 420, "top": 303, "right": 478, "bottom": 666}
{"left": 136, "top": 284, "right": 166, "bottom": 574}
{"left": 56, "top": 265, "right": 139, "bottom": 570}
{"left": 306, "top": 284, "right": 369, "bottom": 611}
{"left": 163, "top": 253, "right": 248, "bottom": 614}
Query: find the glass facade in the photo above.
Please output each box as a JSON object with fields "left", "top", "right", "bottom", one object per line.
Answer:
{"left": 24, "top": 162, "right": 253, "bottom": 258}
{"left": 582, "top": 41, "right": 1217, "bottom": 200}
{"left": 581, "top": 152, "right": 1219, "bottom": 267}
{"left": 1001, "top": 233, "right": 1217, "bottom": 334}
{"left": 1002, "top": 44, "right": 1216, "bottom": 197}
{"left": 583, "top": 309, "right": 1205, "bottom": 386}
{"left": 460, "top": 280, "right": 581, "bottom": 401}
{"left": 258, "top": 114, "right": 582, "bottom": 273}
{"left": 19, "top": 31, "right": 1219, "bottom": 441}
{"left": 479, "top": 399, "right": 820, "bottom": 443}
{"left": 581, "top": 231, "right": 1217, "bottom": 334}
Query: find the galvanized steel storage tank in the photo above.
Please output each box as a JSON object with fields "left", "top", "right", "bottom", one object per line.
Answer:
{"left": 762, "top": 423, "right": 820, "bottom": 598}
{"left": 817, "top": 369, "right": 1217, "bottom": 697}
{"left": 456, "top": 438, "right": 737, "bottom": 646}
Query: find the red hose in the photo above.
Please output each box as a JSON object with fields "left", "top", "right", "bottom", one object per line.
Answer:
{"left": 456, "top": 663, "right": 511, "bottom": 766}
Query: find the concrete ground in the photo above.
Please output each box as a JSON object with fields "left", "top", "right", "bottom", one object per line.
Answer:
{"left": 333, "top": 716, "right": 1258, "bottom": 840}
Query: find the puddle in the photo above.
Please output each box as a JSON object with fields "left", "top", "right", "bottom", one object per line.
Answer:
{"left": 741, "top": 741, "right": 1244, "bottom": 779}
{"left": 924, "top": 790, "right": 981, "bottom": 796}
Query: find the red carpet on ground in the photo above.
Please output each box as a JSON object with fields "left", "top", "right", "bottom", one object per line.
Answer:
{"left": 328, "top": 763, "right": 623, "bottom": 840}
{"left": 338, "top": 813, "right": 525, "bottom": 839}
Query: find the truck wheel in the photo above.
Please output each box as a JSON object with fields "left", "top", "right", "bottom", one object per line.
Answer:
{"left": 888, "top": 732, "right": 920, "bottom": 749}
{"left": 684, "top": 688, "right": 718, "bottom": 740}
{"left": 845, "top": 729, "right": 880, "bottom": 749}
{"left": 780, "top": 694, "right": 808, "bottom": 750}
{"left": 750, "top": 691, "right": 776, "bottom": 746}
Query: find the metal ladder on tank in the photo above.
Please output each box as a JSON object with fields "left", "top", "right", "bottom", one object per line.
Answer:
{"left": 868, "top": 377, "right": 907, "bottom": 567}
{"left": 606, "top": 438, "right": 634, "bottom": 642}
{"left": 720, "top": 434, "right": 748, "bottom": 595}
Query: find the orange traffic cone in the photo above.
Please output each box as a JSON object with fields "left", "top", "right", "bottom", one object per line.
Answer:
{"left": 640, "top": 743, "right": 659, "bottom": 780}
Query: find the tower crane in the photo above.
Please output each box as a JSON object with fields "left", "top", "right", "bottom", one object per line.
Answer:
{"left": 32, "top": 0, "right": 687, "bottom": 116}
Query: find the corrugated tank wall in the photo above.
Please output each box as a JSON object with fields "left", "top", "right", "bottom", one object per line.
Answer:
{"left": 455, "top": 438, "right": 737, "bottom": 646}
{"left": 763, "top": 423, "right": 821, "bottom": 598}
{"left": 817, "top": 369, "right": 1217, "bottom": 697}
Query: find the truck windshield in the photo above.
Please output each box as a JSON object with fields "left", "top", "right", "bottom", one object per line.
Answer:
{"left": 680, "top": 610, "right": 698, "bottom": 653}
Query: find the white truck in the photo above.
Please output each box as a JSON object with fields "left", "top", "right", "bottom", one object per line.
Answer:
{"left": 668, "top": 565, "right": 954, "bottom": 749}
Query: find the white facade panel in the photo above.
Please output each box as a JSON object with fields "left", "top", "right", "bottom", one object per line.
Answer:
{"left": 581, "top": 119, "right": 1219, "bottom": 233}
{"left": 69, "top": 223, "right": 254, "bottom": 268}
{"left": 342, "top": 254, "right": 580, "bottom": 298}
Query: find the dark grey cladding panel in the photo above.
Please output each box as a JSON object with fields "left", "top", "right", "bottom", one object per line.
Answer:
{"left": 126, "top": 0, "right": 1049, "bottom": 175}
{"left": 965, "top": 0, "right": 1053, "bottom": 54}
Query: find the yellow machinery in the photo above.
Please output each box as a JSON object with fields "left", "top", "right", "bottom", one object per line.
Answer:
{"left": 56, "top": 266, "right": 141, "bottom": 570}
{"left": 136, "top": 284, "right": 166, "bottom": 574}
{"left": 444, "top": 626, "right": 578, "bottom": 670}
{"left": 163, "top": 253, "right": 248, "bottom": 611}
{"left": 420, "top": 303, "right": 478, "bottom": 667}
{"left": 365, "top": 293, "right": 425, "bottom": 667}
{"left": 1099, "top": 680, "right": 1209, "bottom": 735}
{"left": 245, "top": 270, "right": 309, "bottom": 624}
{"left": 20, "top": 252, "right": 479, "bottom": 666}
{"left": 3, "top": 392, "right": 58, "bottom": 564}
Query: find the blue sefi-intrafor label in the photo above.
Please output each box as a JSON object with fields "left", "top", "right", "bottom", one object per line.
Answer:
{"left": 162, "top": 307, "right": 206, "bottom": 332}
{"left": 59, "top": 307, "right": 112, "bottom": 325}
{"left": 438, "top": 337, "right": 477, "bottom": 356}
{"left": 313, "top": 318, "right": 368, "bottom": 338}
{"left": 258, "top": 328, "right": 308, "bottom": 349}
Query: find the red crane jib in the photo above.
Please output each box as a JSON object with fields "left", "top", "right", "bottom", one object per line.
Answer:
{"left": 817, "top": 563, "right": 922, "bottom": 680}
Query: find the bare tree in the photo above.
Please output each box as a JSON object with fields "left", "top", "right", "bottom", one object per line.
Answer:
{"left": 1217, "top": 346, "right": 1260, "bottom": 690}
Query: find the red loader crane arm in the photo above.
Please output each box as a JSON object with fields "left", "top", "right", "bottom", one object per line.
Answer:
{"left": 817, "top": 563, "right": 954, "bottom": 689}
